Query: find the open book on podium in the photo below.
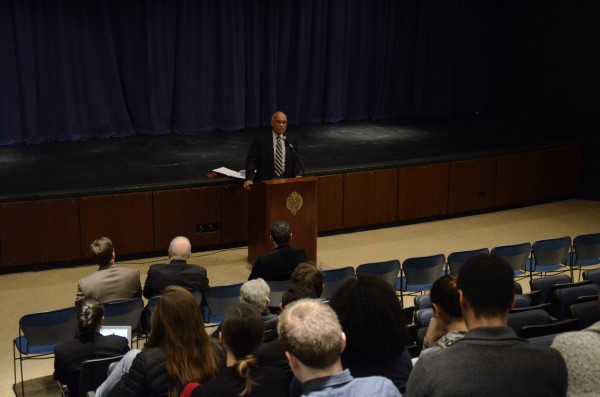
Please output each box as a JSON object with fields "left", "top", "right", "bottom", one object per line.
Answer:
{"left": 247, "top": 177, "right": 317, "bottom": 265}
{"left": 213, "top": 167, "right": 246, "bottom": 179}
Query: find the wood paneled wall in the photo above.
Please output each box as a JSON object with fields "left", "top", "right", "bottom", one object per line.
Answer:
{"left": 0, "top": 145, "right": 582, "bottom": 269}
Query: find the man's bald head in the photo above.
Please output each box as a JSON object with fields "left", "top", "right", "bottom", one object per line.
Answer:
{"left": 168, "top": 236, "right": 192, "bottom": 260}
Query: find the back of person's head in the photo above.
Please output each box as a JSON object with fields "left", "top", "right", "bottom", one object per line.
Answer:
{"left": 457, "top": 254, "right": 515, "bottom": 318}
{"left": 76, "top": 299, "right": 104, "bottom": 343}
{"left": 240, "top": 278, "right": 270, "bottom": 311}
{"left": 221, "top": 303, "right": 264, "bottom": 397}
{"left": 282, "top": 283, "right": 319, "bottom": 307}
{"left": 292, "top": 262, "right": 324, "bottom": 298}
{"left": 148, "top": 286, "right": 220, "bottom": 396}
{"left": 430, "top": 275, "right": 462, "bottom": 320}
{"left": 329, "top": 275, "right": 408, "bottom": 358}
{"left": 168, "top": 236, "right": 192, "bottom": 260}
{"left": 270, "top": 221, "right": 291, "bottom": 246}
{"left": 89, "top": 237, "right": 113, "bottom": 267}
{"left": 278, "top": 299, "right": 343, "bottom": 369}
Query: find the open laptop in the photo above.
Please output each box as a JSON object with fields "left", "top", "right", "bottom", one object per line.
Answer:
{"left": 100, "top": 325, "right": 132, "bottom": 348}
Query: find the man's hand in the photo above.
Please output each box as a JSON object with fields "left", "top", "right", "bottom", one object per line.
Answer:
{"left": 243, "top": 180, "right": 254, "bottom": 191}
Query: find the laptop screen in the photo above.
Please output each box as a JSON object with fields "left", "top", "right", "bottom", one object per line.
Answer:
{"left": 100, "top": 325, "right": 132, "bottom": 348}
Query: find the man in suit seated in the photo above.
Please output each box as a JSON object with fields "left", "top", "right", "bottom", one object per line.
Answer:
{"left": 406, "top": 254, "right": 568, "bottom": 396}
{"left": 142, "top": 236, "right": 209, "bottom": 302}
{"left": 76, "top": 237, "right": 142, "bottom": 304}
{"left": 248, "top": 220, "right": 308, "bottom": 281}
{"left": 278, "top": 299, "right": 401, "bottom": 397}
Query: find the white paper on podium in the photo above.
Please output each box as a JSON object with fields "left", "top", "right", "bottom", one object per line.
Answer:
{"left": 213, "top": 167, "right": 246, "bottom": 179}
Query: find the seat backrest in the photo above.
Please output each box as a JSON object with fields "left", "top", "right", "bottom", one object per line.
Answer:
{"left": 414, "top": 294, "right": 432, "bottom": 311}
{"left": 520, "top": 318, "right": 579, "bottom": 339}
{"left": 447, "top": 248, "right": 489, "bottom": 275}
{"left": 514, "top": 294, "right": 532, "bottom": 309}
{"left": 322, "top": 266, "right": 355, "bottom": 300}
{"left": 204, "top": 282, "right": 243, "bottom": 322}
{"left": 573, "top": 232, "right": 600, "bottom": 261}
{"left": 490, "top": 242, "right": 531, "bottom": 273}
{"left": 78, "top": 355, "right": 125, "bottom": 397}
{"left": 507, "top": 309, "right": 551, "bottom": 335}
{"left": 554, "top": 283, "right": 600, "bottom": 320}
{"left": 141, "top": 295, "right": 161, "bottom": 334}
{"left": 514, "top": 281, "right": 523, "bottom": 295}
{"left": 530, "top": 274, "right": 572, "bottom": 303}
{"left": 356, "top": 260, "right": 400, "bottom": 288}
{"left": 415, "top": 308, "right": 435, "bottom": 329}
{"left": 570, "top": 300, "right": 600, "bottom": 330}
{"left": 583, "top": 268, "right": 600, "bottom": 286}
{"left": 402, "top": 254, "right": 446, "bottom": 286}
{"left": 19, "top": 306, "right": 77, "bottom": 348}
{"left": 267, "top": 279, "right": 293, "bottom": 309}
{"left": 532, "top": 236, "right": 572, "bottom": 267}
{"left": 103, "top": 298, "right": 145, "bottom": 329}
{"left": 509, "top": 302, "right": 553, "bottom": 314}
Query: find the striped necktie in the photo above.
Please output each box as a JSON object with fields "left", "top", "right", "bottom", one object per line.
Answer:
{"left": 275, "top": 136, "right": 284, "bottom": 177}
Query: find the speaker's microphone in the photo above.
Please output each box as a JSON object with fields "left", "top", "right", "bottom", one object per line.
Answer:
{"left": 284, "top": 138, "right": 305, "bottom": 177}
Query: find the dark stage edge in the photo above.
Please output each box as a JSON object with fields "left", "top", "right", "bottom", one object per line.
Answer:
{"left": 0, "top": 116, "right": 591, "bottom": 203}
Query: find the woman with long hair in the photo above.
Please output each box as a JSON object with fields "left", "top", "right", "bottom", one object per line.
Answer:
{"left": 97, "top": 286, "right": 223, "bottom": 397}
{"left": 329, "top": 275, "right": 413, "bottom": 392}
{"left": 54, "top": 299, "right": 130, "bottom": 394}
{"left": 187, "top": 303, "right": 288, "bottom": 397}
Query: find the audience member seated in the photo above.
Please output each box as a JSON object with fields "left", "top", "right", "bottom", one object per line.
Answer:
{"left": 142, "top": 236, "right": 209, "bottom": 300}
{"left": 406, "top": 254, "right": 568, "bottom": 397}
{"left": 187, "top": 303, "right": 289, "bottom": 397}
{"left": 255, "top": 283, "right": 318, "bottom": 377}
{"left": 211, "top": 278, "right": 278, "bottom": 342}
{"left": 279, "top": 299, "right": 401, "bottom": 397}
{"left": 552, "top": 292, "right": 600, "bottom": 397}
{"left": 54, "top": 299, "right": 130, "bottom": 395}
{"left": 421, "top": 275, "right": 467, "bottom": 355}
{"left": 248, "top": 221, "right": 308, "bottom": 281}
{"left": 291, "top": 262, "right": 324, "bottom": 298}
{"left": 329, "top": 275, "right": 412, "bottom": 392}
{"left": 76, "top": 237, "right": 142, "bottom": 304}
{"left": 96, "top": 286, "right": 223, "bottom": 397}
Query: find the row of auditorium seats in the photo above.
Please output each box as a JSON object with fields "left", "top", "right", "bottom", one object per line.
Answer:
{"left": 13, "top": 232, "right": 600, "bottom": 395}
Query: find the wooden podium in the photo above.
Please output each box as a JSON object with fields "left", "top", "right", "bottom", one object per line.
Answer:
{"left": 247, "top": 177, "right": 317, "bottom": 265}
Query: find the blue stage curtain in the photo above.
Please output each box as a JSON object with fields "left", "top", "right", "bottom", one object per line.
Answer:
{"left": 0, "top": 0, "right": 591, "bottom": 145}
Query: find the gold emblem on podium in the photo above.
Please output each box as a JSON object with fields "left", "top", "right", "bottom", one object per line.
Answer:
{"left": 286, "top": 191, "right": 303, "bottom": 216}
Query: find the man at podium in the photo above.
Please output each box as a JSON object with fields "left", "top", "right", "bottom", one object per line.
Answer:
{"left": 248, "top": 220, "right": 308, "bottom": 281}
{"left": 243, "top": 111, "right": 302, "bottom": 191}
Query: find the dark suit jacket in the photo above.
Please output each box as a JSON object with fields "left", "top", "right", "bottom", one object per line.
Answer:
{"left": 248, "top": 245, "right": 308, "bottom": 281}
{"left": 245, "top": 130, "right": 302, "bottom": 182}
{"left": 54, "top": 334, "right": 130, "bottom": 393}
{"left": 142, "top": 260, "right": 209, "bottom": 299}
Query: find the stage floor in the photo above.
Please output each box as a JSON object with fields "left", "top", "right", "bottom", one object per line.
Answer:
{"left": 0, "top": 116, "right": 592, "bottom": 202}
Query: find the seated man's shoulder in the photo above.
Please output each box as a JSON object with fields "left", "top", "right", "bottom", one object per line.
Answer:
{"left": 347, "top": 376, "right": 400, "bottom": 396}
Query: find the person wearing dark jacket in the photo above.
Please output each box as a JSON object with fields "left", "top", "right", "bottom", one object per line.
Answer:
{"left": 142, "top": 236, "right": 209, "bottom": 300}
{"left": 248, "top": 221, "right": 307, "bottom": 281}
{"left": 187, "top": 303, "right": 288, "bottom": 397}
{"left": 54, "top": 299, "right": 129, "bottom": 395}
{"left": 96, "top": 286, "right": 223, "bottom": 397}
{"left": 243, "top": 111, "right": 302, "bottom": 191}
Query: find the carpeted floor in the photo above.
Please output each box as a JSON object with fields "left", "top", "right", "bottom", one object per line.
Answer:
{"left": 3, "top": 199, "right": 600, "bottom": 396}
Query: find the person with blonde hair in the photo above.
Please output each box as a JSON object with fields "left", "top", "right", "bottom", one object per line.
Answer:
{"left": 187, "top": 303, "right": 288, "bottom": 396}
{"left": 278, "top": 299, "right": 400, "bottom": 396}
{"left": 96, "top": 286, "right": 223, "bottom": 397}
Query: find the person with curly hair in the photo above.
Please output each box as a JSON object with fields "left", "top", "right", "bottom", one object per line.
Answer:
{"left": 421, "top": 275, "right": 467, "bottom": 355}
{"left": 54, "top": 299, "right": 130, "bottom": 395}
{"left": 96, "top": 286, "right": 223, "bottom": 397}
{"left": 187, "top": 303, "right": 288, "bottom": 397}
{"left": 329, "top": 275, "right": 412, "bottom": 392}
